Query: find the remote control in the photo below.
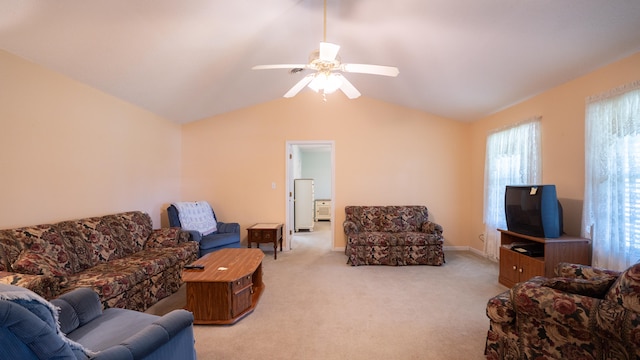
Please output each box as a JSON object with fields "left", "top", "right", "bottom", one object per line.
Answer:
{"left": 184, "top": 264, "right": 205, "bottom": 270}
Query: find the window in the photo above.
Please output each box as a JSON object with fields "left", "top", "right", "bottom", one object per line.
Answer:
{"left": 583, "top": 81, "right": 640, "bottom": 270}
{"left": 483, "top": 118, "right": 541, "bottom": 261}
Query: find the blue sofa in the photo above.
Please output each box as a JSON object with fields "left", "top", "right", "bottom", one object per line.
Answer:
{"left": 167, "top": 204, "right": 240, "bottom": 257}
{"left": 0, "top": 284, "right": 196, "bottom": 360}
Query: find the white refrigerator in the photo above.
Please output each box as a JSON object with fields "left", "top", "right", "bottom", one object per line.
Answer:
{"left": 294, "top": 178, "right": 315, "bottom": 232}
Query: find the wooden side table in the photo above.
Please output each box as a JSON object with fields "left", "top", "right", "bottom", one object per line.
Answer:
{"left": 247, "top": 223, "right": 283, "bottom": 259}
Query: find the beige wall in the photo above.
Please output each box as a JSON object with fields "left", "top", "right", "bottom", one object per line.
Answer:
{"left": 0, "top": 50, "right": 182, "bottom": 228}
{"left": 4, "top": 45, "right": 639, "bottom": 256}
{"left": 468, "top": 51, "right": 640, "bottom": 252}
{"left": 181, "top": 92, "right": 471, "bottom": 249}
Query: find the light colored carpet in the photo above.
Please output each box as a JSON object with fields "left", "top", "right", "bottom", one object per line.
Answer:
{"left": 146, "top": 221, "right": 506, "bottom": 359}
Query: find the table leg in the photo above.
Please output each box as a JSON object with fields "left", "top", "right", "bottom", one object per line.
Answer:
{"left": 273, "top": 240, "right": 277, "bottom": 260}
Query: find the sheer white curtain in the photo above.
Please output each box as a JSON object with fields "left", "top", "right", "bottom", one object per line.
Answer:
{"left": 583, "top": 81, "right": 640, "bottom": 271}
{"left": 483, "top": 118, "right": 541, "bottom": 261}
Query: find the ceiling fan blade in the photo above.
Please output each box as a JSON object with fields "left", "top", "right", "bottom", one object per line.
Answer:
{"left": 319, "top": 42, "right": 340, "bottom": 62}
{"left": 252, "top": 64, "right": 308, "bottom": 70}
{"left": 284, "top": 74, "right": 314, "bottom": 98}
{"left": 336, "top": 74, "right": 361, "bottom": 99}
{"left": 342, "top": 63, "right": 399, "bottom": 77}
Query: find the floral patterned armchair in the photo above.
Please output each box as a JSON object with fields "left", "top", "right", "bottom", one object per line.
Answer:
{"left": 485, "top": 262, "right": 640, "bottom": 359}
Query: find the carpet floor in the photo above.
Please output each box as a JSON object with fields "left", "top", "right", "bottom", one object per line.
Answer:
{"left": 146, "top": 221, "right": 506, "bottom": 359}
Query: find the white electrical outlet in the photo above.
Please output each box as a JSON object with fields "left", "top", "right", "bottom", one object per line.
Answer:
{"left": 271, "top": 182, "right": 276, "bottom": 189}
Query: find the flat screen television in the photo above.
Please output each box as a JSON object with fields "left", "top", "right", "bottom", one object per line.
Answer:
{"left": 504, "top": 185, "right": 563, "bottom": 238}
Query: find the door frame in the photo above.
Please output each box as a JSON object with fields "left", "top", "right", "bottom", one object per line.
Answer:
{"left": 285, "top": 140, "right": 335, "bottom": 250}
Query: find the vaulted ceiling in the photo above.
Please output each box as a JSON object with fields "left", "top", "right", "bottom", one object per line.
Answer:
{"left": 1, "top": 0, "right": 639, "bottom": 124}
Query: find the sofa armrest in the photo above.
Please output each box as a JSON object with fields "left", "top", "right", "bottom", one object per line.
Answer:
{"left": 0, "top": 271, "right": 60, "bottom": 300}
{"left": 216, "top": 221, "right": 239, "bottom": 234}
{"left": 540, "top": 275, "right": 617, "bottom": 298}
{"left": 512, "top": 277, "right": 640, "bottom": 357}
{"left": 554, "top": 262, "right": 621, "bottom": 279}
{"left": 343, "top": 220, "right": 359, "bottom": 234}
{"left": 91, "top": 309, "right": 195, "bottom": 360}
{"left": 145, "top": 228, "right": 191, "bottom": 248}
{"left": 186, "top": 230, "right": 202, "bottom": 243}
{"left": 420, "top": 221, "right": 443, "bottom": 236}
{"left": 512, "top": 278, "right": 595, "bottom": 331}
{"left": 486, "top": 290, "right": 515, "bottom": 324}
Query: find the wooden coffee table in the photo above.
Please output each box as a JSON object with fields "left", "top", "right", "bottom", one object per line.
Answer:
{"left": 182, "top": 248, "right": 265, "bottom": 325}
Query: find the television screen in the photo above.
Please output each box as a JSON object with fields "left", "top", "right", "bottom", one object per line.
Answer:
{"left": 505, "top": 185, "right": 562, "bottom": 238}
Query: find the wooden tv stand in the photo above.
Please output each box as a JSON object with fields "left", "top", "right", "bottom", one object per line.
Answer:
{"left": 498, "top": 229, "right": 592, "bottom": 288}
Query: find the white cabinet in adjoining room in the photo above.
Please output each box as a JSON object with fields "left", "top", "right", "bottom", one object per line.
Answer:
{"left": 294, "top": 178, "right": 314, "bottom": 232}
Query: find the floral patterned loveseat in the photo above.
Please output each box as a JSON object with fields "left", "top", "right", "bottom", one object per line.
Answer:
{"left": 0, "top": 211, "right": 198, "bottom": 312}
{"left": 485, "top": 262, "right": 640, "bottom": 359}
{"left": 343, "top": 206, "right": 445, "bottom": 266}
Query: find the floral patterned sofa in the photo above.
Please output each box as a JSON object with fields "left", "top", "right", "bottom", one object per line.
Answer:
{"left": 485, "top": 262, "right": 640, "bottom": 359}
{"left": 0, "top": 211, "right": 198, "bottom": 312}
{"left": 343, "top": 206, "right": 445, "bottom": 266}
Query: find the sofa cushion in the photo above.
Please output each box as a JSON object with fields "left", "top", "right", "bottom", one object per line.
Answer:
{"left": 115, "top": 212, "right": 153, "bottom": 251}
{"left": 51, "top": 297, "right": 80, "bottom": 334}
{"left": 200, "top": 232, "right": 243, "bottom": 251}
{"left": 66, "top": 308, "right": 160, "bottom": 352}
{"left": 62, "top": 261, "right": 149, "bottom": 301}
{"left": 74, "top": 216, "right": 131, "bottom": 263}
{"left": 7, "top": 225, "right": 75, "bottom": 277}
{"left": 51, "top": 288, "right": 102, "bottom": 333}
{"left": 384, "top": 206, "right": 429, "bottom": 232}
{"left": 605, "top": 262, "right": 640, "bottom": 312}
{"left": 12, "top": 251, "right": 70, "bottom": 277}
{"left": 55, "top": 221, "right": 96, "bottom": 273}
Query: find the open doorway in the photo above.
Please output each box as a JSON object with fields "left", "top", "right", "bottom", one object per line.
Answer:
{"left": 285, "top": 141, "right": 335, "bottom": 251}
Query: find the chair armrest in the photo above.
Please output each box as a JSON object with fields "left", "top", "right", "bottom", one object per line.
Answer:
{"left": 554, "top": 262, "right": 621, "bottom": 279}
{"left": 91, "top": 310, "right": 194, "bottom": 360}
{"left": 216, "top": 221, "right": 239, "bottom": 234}
{"left": 0, "top": 300, "right": 79, "bottom": 359}
{"left": 420, "top": 221, "right": 443, "bottom": 236}
{"left": 343, "top": 220, "right": 359, "bottom": 234}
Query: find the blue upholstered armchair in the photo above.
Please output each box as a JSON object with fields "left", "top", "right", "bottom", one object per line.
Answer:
{"left": 0, "top": 284, "right": 196, "bottom": 360}
{"left": 168, "top": 202, "right": 241, "bottom": 257}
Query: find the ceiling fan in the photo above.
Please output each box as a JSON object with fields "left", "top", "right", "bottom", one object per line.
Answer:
{"left": 252, "top": 0, "right": 399, "bottom": 100}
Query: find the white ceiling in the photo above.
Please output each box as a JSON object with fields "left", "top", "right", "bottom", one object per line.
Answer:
{"left": 1, "top": 0, "right": 640, "bottom": 124}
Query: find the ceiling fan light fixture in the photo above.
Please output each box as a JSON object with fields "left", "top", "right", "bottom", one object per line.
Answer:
{"left": 308, "top": 72, "right": 342, "bottom": 94}
{"left": 251, "top": 0, "right": 398, "bottom": 100}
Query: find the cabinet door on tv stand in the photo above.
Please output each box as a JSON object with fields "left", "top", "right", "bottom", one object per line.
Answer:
{"left": 519, "top": 256, "right": 545, "bottom": 282}
{"left": 499, "top": 247, "right": 520, "bottom": 287}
